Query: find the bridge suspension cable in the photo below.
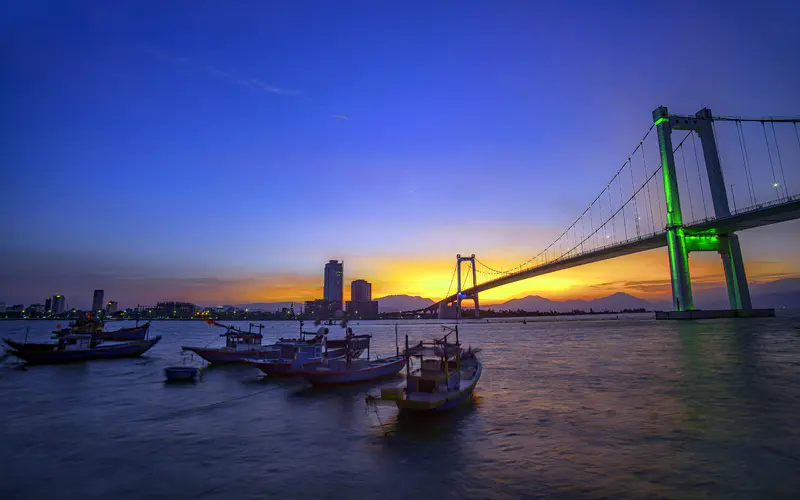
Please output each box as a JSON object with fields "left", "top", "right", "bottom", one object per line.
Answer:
{"left": 474, "top": 124, "right": 702, "bottom": 279}
{"left": 447, "top": 111, "right": 800, "bottom": 307}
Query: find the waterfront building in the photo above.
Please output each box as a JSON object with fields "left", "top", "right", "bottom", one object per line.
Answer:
{"left": 345, "top": 300, "right": 379, "bottom": 319}
{"left": 323, "top": 260, "right": 344, "bottom": 306}
{"left": 92, "top": 290, "right": 105, "bottom": 314}
{"left": 26, "top": 304, "right": 45, "bottom": 314}
{"left": 304, "top": 299, "right": 342, "bottom": 320}
{"left": 156, "top": 301, "right": 195, "bottom": 318}
{"left": 350, "top": 279, "right": 372, "bottom": 302}
{"left": 52, "top": 295, "right": 66, "bottom": 314}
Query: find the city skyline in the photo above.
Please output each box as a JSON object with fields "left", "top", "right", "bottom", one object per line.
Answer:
{"left": 2, "top": 2, "right": 799, "bottom": 309}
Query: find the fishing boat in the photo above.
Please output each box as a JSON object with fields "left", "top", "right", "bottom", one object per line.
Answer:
{"left": 52, "top": 314, "right": 151, "bottom": 341}
{"left": 369, "top": 325, "right": 482, "bottom": 412}
{"left": 181, "top": 321, "right": 280, "bottom": 364}
{"left": 3, "top": 333, "right": 162, "bottom": 365}
{"left": 182, "top": 321, "right": 339, "bottom": 364}
{"left": 245, "top": 329, "right": 372, "bottom": 377}
{"left": 164, "top": 366, "right": 200, "bottom": 381}
{"left": 302, "top": 325, "right": 404, "bottom": 386}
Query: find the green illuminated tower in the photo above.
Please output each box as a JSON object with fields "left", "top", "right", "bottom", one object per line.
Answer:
{"left": 653, "top": 106, "right": 752, "bottom": 312}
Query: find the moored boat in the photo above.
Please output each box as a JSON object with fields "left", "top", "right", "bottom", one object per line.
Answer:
{"left": 302, "top": 355, "right": 405, "bottom": 386}
{"left": 182, "top": 322, "right": 278, "bottom": 364}
{"left": 369, "top": 325, "right": 482, "bottom": 412}
{"left": 302, "top": 326, "right": 404, "bottom": 386}
{"left": 52, "top": 314, "right": 151, "bottom": 341}
{"left": 165, "top": 366, "right": 200, "bottom": 381}
{"left": 3, "top": 333, "right": 162, "bottom": 365}
{"left": 54, "top": 323, "right": 151, "bottom": 341}
{"left": 245, "top": 330, "right": 372, "bottom": 377}
{"left": 182, "top": 321, "right": 336, "bottom": 364}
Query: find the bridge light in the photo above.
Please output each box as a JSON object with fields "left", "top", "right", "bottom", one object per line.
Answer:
{"left": 773, "top": 183, "right": 779, "bottom": 187}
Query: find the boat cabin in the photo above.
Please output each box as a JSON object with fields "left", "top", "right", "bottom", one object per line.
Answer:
{"left": 57, "top": 334, "right": 95, "bottom": 351}
{"left": 294, "top": 343, "right": 325, "bottom": 362}
{"left": 224, "top": 331, "right": 263, "bottom": 351}
{"left": 404, "top": 331, "right": 464, "bottom": 395}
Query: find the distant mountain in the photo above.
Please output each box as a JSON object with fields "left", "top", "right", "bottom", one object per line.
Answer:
{"left": 492, "top": 292, "right": 654, "bottom": 313}
{"left": 688, "top": 277, "right": 800, "bottom": 310}
{"left": 375, "top": 295, "right": 435, "bottom": 313}
{"left": 589, "top": 292, "right": 654, "bottom": 311}
{"left": 236, "top": 302, "right": 297, "bottom": 312}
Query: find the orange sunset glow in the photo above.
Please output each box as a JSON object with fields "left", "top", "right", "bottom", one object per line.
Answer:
{"left": 168, "top": 244, "right": 800, "bottom": 307}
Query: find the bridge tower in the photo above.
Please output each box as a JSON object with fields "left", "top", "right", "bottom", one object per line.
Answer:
{"left": 653, "top": 106, "right": 752, "bottom": 312}
{"left": 456, "top": 254, "right": 480, "bottom": 319}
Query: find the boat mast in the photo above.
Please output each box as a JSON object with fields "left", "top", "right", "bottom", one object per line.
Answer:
{"left": 405, "top": 335, "right": 410, "bottom": 391}
{"left": 395, "top": 324, "right": 399, "bottom": 357}
{"left": 455, "top": 324, "right": 460, "bottom": 371}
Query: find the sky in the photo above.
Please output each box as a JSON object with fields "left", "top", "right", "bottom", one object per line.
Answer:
{"left": 2, "top": 0, "right": 800, "bottom": 309}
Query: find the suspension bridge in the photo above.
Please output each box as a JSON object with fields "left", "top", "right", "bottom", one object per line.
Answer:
{"left": 408, "top": 106, "right": 800, "bottom": 320}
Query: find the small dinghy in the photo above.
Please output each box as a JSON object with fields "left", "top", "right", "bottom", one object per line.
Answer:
{"left": 164, "top": 366, "right": 199, "bottom": 381}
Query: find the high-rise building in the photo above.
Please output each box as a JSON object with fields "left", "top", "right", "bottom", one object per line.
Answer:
{"left": 44, "top": 298, "right": 52, "bottom": 313}
{"left": 323, "top": 260, "right": 344, "bottom": 305}
{"left": 92, "top": 290, "right": 105, "bottom": 313}
{"left": 351, "top": 279, "right": 372, "bottom": 302}
{"left": 106, "top": 301, "right": 118, "bottom": 315}
{"left": 52, "top": 295, "right": 66, "bottom": 314}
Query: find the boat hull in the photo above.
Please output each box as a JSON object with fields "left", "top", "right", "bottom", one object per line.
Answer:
{"left": 247, "top": 359, "right": 327, "bottom": 376}
{"left": 53, "top": 323, "right": 150, "bottom": 341}
{"left": 98, "top": 323, "right": 150, "bottom": 341}
{"left": 5, "top": 336, "right": 162, "bottom": 365}
{"left": 181, "top": 346, "right": 280, "bottom": 364}
{"left": 394, "top": 362, "right": 482, "bottom": 412}
{"left": 164, "top": 366, "right": 199, "bottom": 381}
{"left": 303, "top": 357, "right": 405, "bottom": 386}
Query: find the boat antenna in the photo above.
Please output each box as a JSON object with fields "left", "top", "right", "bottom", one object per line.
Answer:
{"left": 405, "top": 334, "right": 410, "bottom": 390}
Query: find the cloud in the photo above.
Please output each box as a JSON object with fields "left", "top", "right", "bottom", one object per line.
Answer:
{"left": 144, "top": 47, "right": 298, "bottom": 96}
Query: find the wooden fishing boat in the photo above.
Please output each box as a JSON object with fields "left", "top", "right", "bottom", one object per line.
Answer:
{"left": 245, "top": 332, "right": 372, "bottom": 377}
{"left": 181, "top": 321, "right": 345, "bottom": 364}
{"left": 370, "top": 326, "right": 482, "bottom": 412}
{"left": 181, "top": 322, "right": 280, "bottom": 363}
{"left": 53, "top": 322, "right": 151, "bottom": 341}
{"left": 52, "top": 314, "right": 151, "bottom": 341}
{"left": 164, "top": 366, "right": 200, "bottom": 381}
{"left": 3, "top": 333, "right": 162, "bottom": 365}
{"left": 302, "top": 325, "right": 404, "bottom": 386}
{"left": 302, "top": 355, "right": 405, "bottom": 386}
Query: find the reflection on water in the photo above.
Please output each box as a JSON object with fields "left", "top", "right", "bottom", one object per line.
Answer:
{"left": 1, "top": 314, "right": 800, "bottom": 499}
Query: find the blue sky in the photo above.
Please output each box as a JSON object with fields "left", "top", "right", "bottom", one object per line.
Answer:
{"left": 2, "top": 1, "right": 799, "bottom": 308}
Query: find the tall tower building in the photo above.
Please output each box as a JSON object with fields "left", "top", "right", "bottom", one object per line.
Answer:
{"left": 52, "top": 295, "right": 66, "bottom": 314}
{"left": 92, "top": 289, "right": 104, "bottom": 314}
{"left": 351, "top": 279, "right": 372, "bottom": 302}
{"left": 323, "top": 260, "right": 344, "bottom": 305}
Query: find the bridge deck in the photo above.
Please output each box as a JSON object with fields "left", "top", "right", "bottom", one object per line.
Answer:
{"left": 416, "top": 197, "right": 800, "bottom": 312}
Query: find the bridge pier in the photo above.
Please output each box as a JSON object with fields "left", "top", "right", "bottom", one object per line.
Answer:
{"left": 654, "top": 106, "right": 755, "bottom": 314}
{"left": 456, "top": 254, "right": 480, "bottom": 319}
